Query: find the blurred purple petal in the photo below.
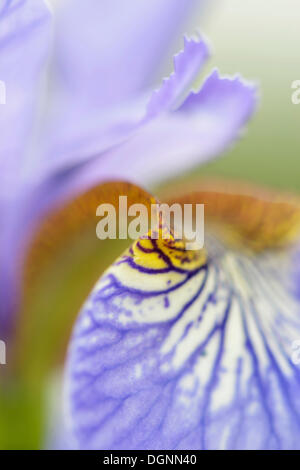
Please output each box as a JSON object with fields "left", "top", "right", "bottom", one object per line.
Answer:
{"left": 40, "top": 0, "right": 206, "bottom": 172}
{"left": 52, "top": 0, "right": 203, "bottom": 107}
{"left": 66, "top": 69, "right": 256, "bottom": 192}
{"left": 35, "top": 37, "right": 212, "bottom": 208}
{"left": 0, "top": 0, "right": 51, "bottom": 198}
{"left": 0, "top": 0, "right": 52, "bottom": 337}
{"left": 38, "top": 41, "right": 255, "bottom": 210}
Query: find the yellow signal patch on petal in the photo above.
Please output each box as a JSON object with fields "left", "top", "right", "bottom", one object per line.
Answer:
{"left": 130, "top": 234, "right": 206, "bottom": 272}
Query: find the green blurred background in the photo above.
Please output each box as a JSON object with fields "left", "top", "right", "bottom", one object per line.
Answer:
{"left": 188, "top": 0, "right": 300, "bottom": 192}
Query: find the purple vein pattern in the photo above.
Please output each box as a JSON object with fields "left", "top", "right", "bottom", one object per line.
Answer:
{"left": 65, "top": 236, "right": 300, "bottom": 449}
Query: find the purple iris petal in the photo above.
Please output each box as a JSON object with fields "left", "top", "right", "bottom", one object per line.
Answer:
{"left": 0, "top": 0, "right": 51, "bottom": 196}
{"left": 66, "top": 240, "right": 300, "bottom": 450}
{"left": 67, "top": 67, "right": 256, "bottom": 191}
{"left": 40, "top": 34, "right": 211, "bottom": 186}
{"left": 0, "top": 0, "right": 52, "bottom": 337}
{"left": 145, "top": 35, "right": 210, "bottom": 119}
{"left": 39, "top": 38, "right": 255, "bottom": 210}
{"left": 40, "top": 0, "right": 205, "bottom": 171}
{"left": 53, "top": 0, "right": 203, "bottom": 106}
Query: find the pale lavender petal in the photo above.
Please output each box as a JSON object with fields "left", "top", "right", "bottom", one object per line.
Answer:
{"left": 114, "top": 70, "right": 256, "bottom": 184}
{"left": 0, "top": 0, "right": 52, "bottom": 337}
{"left": 40, "top": 0, "right": 206, "bottom": 173}
{"left": 37, "top": 45, "right": 255, "bottom": 212}
{"left": 34, "top": 37, "right": 212, "bottom": 208}
{"left": 65, "top": 69, "right": 256, "bottom": 191}
{"left": 65, "top": 239, "right": 300, "bottom": 450}
{"left": 52, "top": 0, "right": 203, "bottom": 107}
{"left": 0, "top": 0, "right": 51, "bottom": 199}
{"left": 145, "top": 36, "right": 209, "bottom": 120}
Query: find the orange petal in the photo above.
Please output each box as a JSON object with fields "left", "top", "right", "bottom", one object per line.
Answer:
{"left": 158, "top": 178, "right": 300, "bottom": 252}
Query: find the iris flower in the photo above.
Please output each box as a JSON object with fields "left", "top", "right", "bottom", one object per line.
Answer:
{"left": 65, "top": 182, "right": 300, "bottom": 450}
{"left": 1, "top": 0, "right": 299, "bottom": 451}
